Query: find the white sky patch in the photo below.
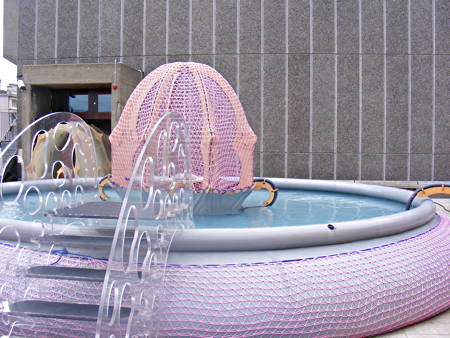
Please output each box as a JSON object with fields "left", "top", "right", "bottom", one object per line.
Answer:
{"left": 0, "top": 0, "right": 18, "bottom": 90}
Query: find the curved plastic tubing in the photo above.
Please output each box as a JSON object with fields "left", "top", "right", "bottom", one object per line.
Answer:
{"left": 405, "top": 183, "right": 450, "bottom": 210}
{"left": 0, "top": 178, "right": 436, "bottom": 251}
{"left": 252, "top": 178, "right": 278, "bottom": 206}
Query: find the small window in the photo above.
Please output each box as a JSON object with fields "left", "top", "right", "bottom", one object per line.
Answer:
{"left": 98, "top": 94, "right": 111, "bottom": 113}
{"left": 51, "top": 88, "right": 112, "bottom": 134}
{"left": 10, "top": 99, "right": 17, "bottom": 109}
{"left": 69, "top": 94, "right": 89, "bottom": 113}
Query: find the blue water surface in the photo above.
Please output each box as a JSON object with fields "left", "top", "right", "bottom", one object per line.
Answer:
{"left": 194, "top": 190, "right": 405, "bottom": 229}
{"left": 1, "top": 189, "right": 405, "bottom": 229}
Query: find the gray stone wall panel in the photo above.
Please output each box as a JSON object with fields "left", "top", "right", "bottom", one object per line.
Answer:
{"left": 435, "top": 0, "right": 449, "bottom": 54}
{"left": 79, "top": 0, "right": 99, "bottom": 59}
{"left": 386, "top": 56, "right": 408, "bottom": 154}
{"left": 18, "top": 0, "right": 35, "bottom": 61}
{"left": 216, "top": 0, "right": 237, "bottom": 54}
{"left": 312, "top": 54, "right": 334, "bottom": 153}
{"left": 434, "top": 55, "right": 449, "bottom": 155}
{"left": 191, "top": 54, "right": 214, "bottom": 68}
{"left": 57, "top": 58, "right": 77, "bottom": 64}
{"left": 434, "top": 155, "right": 450, "bottom": 180}
{"left": 100, "top": 0, "right": 121, "bottom": 57}
{"left": 410, "top": 154, "right": 432, "bottom": 181}
{"left": 386, "top": 0, "right": 408, "bottom": 55}
{"left": 168, "top": 0, "right": 189, "bottom": 55}
{"left": 263, "top": 0, "right": 285, "bottom": 53}
{"left": 288, "top": 54, "right": 310, "bottom": 154}
{"left": 79, "top": 57, "right": 98, "bottom": 64}
{"left": 57, "top": 0, "right": 77, "bottom": 60}
{"left": 361, "top": 154, "right": 384, "bottom": 180}
{"left": 254, "top": 151, "right": 261, "bottom": 177}
{"left": 3, "top": 0, "right": 19, "bottom": 63}
{"left": 36, "top": 0, "right": 56, "bottom": 61}
{"left": 337, "top": 54, "right": 359, "bottom": 153}
{"left": 312, "top": 0, "right": 335, "bottom": 53}
{"left": 192, "top": 0, "right": 214, "bottom": 54}
{"left": 312, "top": 153, "right": 334, "bottom": 179}
{"left": 287, "top": 153, "right": 310, "bottom": 179}
{"left": 361, "top": 55, "right": 384, "bottom": 154}
{"left": 36, "top": 58, "right": 55, "bottom": 65}
{"left": 123, "top": 0, "right": 143, "bottom": 59}
{"left": 239, "top": 55, "right": 261, "bottom": 154}
{"left": 386, "top": 154, "right": 408, "bottom": 180}
{"left": 167, "top": 54, "right": 190, "bottom": 63}
{"left": 337, "top": 0, "right": 358, "bottom": 53}
{"left": 263, "top": 153, "right": 284, "bottom": 177}
{"left": 288, "top": 0, "right": 309, "bottom": 53}
{"left": 411, "top": 55, "right": 433, "bottom": 154}
{"left": 215, "top": 55, "right": 237, "bottom": 90}
{"left": 239, "top": 0, "right": 261, "bottom": 54}
{"left": 263, "top": 54, "right": 285, "bottom": 153}
{"left": 410, "top": 0, "right": 433, "bottom": 54}
{"left": 336, "top": 153, "right": 359, "bottom": 180}
{"left": 122, "top": 56, "right": 143, "bottom": 71}
{"left": 361, "top": 0, "right": 383, "bottom": 54}
{"left": 144, "top": 55, "right": 166, "bottom": 74}
{"left": 145, "top": 0, "right": 166, "bottom": 56}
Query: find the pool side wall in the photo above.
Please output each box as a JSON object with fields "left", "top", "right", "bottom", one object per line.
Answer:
{"left": 0, "top": 215, "right": 448, "bottom": 337}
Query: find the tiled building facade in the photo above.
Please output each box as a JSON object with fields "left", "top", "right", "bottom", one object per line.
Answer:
{"left": 3, "top": 0, "right": 449, "bottom": 180}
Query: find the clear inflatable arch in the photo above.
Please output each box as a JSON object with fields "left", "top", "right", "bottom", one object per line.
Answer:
{"left": 0, "top": 111, "right": 193, "bottom": 336}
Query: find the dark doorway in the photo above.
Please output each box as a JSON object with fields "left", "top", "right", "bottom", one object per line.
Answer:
{"left": 51, "top": 88, "right": 112, "bottom": 134}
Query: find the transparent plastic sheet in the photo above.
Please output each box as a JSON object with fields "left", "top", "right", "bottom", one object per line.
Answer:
{"left": 0, "top": 112, "right": 102, "bottom": 248}
{"left": 0, "top": 112, "right": 102, "bottom": 335}
{"left": 0, "top": 111, "right": 193, "bottom": 336}
{"left": 95, "top": 112, "right": 193, "bottom": 337}
{"left": 0, "top": 112, "right": 105, "bottom": 236}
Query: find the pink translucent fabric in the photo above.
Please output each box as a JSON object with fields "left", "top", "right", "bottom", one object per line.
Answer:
{"left": 110, "top": 62, "right": 257, "bottom": 193}
{"left": 1, "top": 215, "right": 449, "bottom": 337}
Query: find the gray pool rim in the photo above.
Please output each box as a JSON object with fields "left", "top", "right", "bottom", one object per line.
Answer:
{"left": 0, "top": 178, "right": 436, "bottom": 251}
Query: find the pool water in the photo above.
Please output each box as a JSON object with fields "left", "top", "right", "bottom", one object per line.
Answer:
{"left": 195, "top": 189, "right": 405, "bottom": 228}
{"left": 1, "top": 189, "right": 406, "bottom": 229}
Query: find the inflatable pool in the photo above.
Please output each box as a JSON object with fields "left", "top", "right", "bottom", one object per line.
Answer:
{"left": 0, "top": 177, "right": 448, "bottom": 337}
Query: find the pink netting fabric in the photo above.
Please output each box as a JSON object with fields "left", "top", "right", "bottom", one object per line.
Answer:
{"left": 110, "top": 62, "right": 257, "bottom": 193}
{"left": 1, "top": 216, "right": 449, "bottom": 337}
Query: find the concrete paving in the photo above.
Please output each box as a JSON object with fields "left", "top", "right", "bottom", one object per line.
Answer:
{"left": 376, "top": 197, "right": 450, "bottom": 337}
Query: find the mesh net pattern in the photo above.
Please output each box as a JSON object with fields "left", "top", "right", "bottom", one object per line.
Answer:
{"left": 110, "top": 62, "right": 257, "bottom": 192}
{"left": 1, "top": 216, "right": 449, "bottom": 337}
{"left": 0, "top": 247, "right": 106, "bottom": 337}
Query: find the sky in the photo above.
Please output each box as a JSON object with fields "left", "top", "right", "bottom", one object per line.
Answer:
{"left": 0, "top": 0, "right": 18, "bottom": 90}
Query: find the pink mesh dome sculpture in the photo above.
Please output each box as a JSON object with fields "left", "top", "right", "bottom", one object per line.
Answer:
{"left": 110, "top": 62, "right": 257, "bottom": 193}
